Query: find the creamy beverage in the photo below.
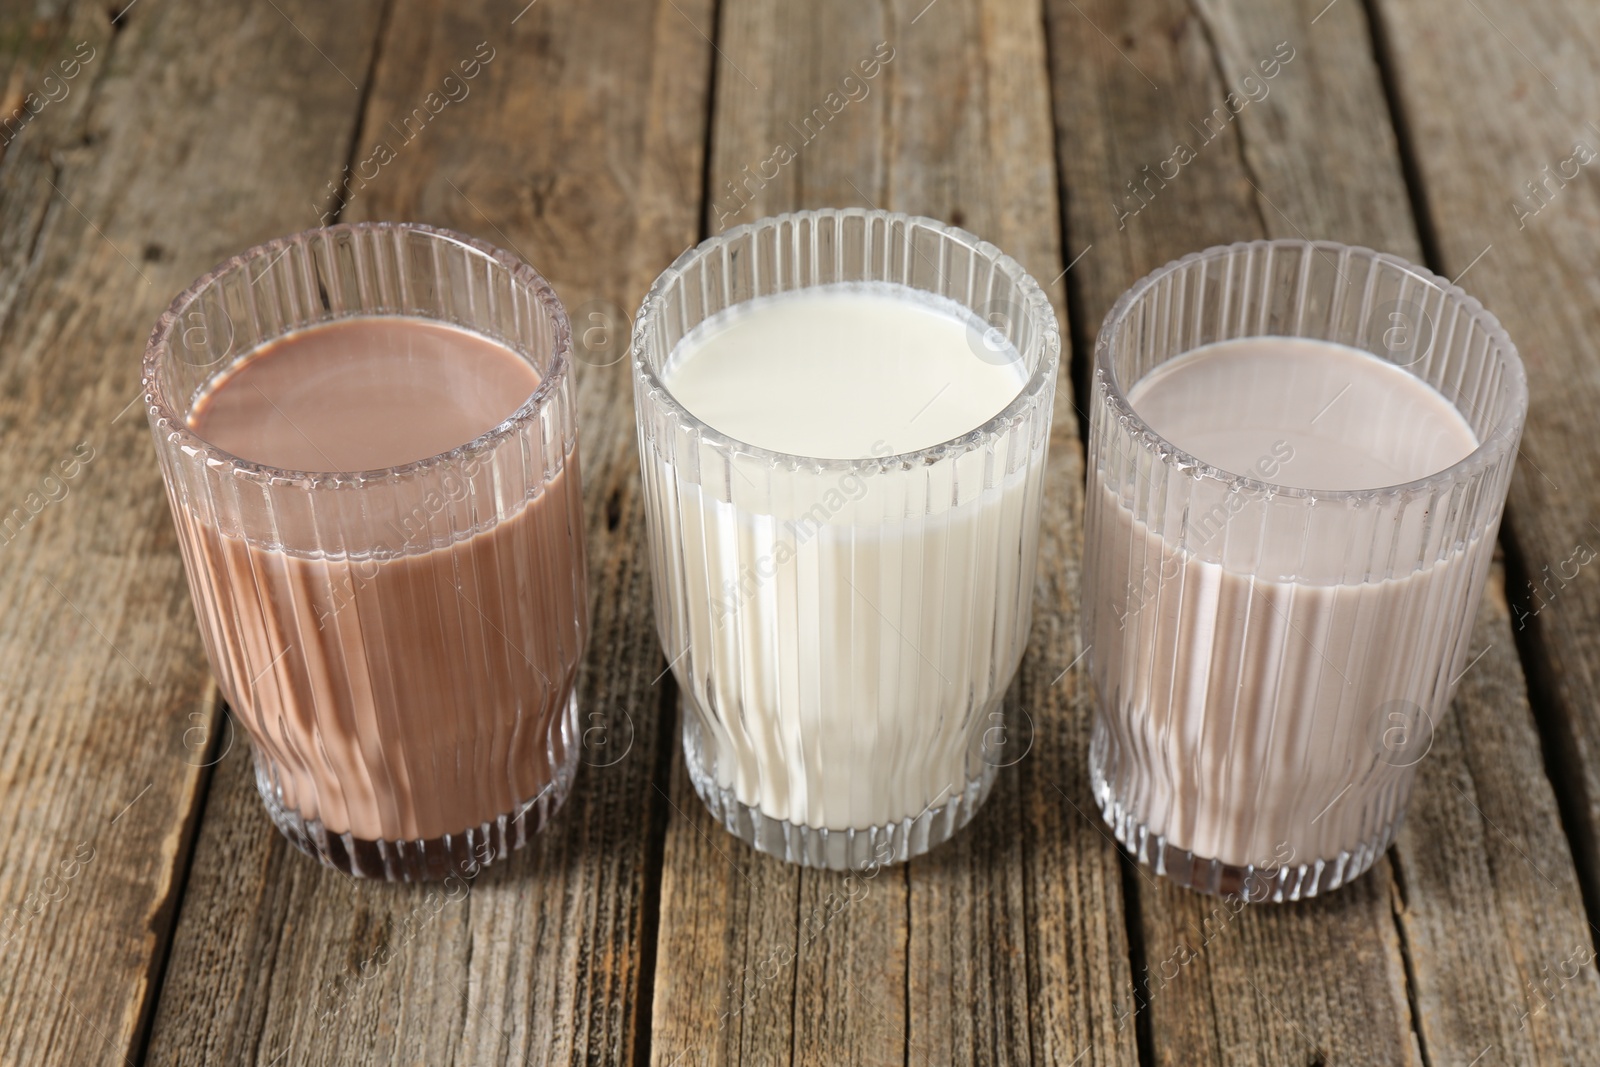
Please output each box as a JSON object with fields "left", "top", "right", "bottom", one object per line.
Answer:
{"left": 656, "top": 282, "right": 1037, "bottom": 835}
{"left": 184, "top": 318, "right": 586, "bottom": 846}
{"left": 190, "top": 318, "right": 542, "bottom": 471}
{"left": 662, "top": 283, "right": 1026, "bottom": 457}
{"left": 1086, "top": 336, "right": 1486, "bottom": 871}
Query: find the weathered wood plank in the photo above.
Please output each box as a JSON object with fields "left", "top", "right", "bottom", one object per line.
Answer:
{"left": 139, "top": 1, "right": 714, "bottom": 1064}
{"left": 652, "top": 9, "right": 915, "bottom": 1061}
{"left": 1369, "top": 0, "right": 1600, "bottom": 1054}
{"left": 1377, "top": 0, "right": 1600, "bottom": 875}
{"left": 1044, "top": 2, "right": 1416, "bottom": 1060}
{"left": 647, "top": 2, "right": 1135, "bottom": 1065}
{"left": 0, "top": 2, "right": 381, "bottom": 1063}
{"left": 0, "top": 0, "right": 105, "bottom": 317}
{"left": 892, "top": 3, "right": 1132, "bottom": 1065}
{"left": 1043, "top": 0, "right": 1600, "bottom": 1062}
{"left": 1396, "top": 569, "right": 1600, "bottom": 1064}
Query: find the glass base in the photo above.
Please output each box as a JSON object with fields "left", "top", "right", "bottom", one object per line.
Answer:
{"left": 253, "top": 745, "right": 577, "bottom": 883}
{"left": 1090, "top": 763, "right": 1398, "bottom": 903}
{"left": 682, "top": 734, "right": 995, "bottom": 870}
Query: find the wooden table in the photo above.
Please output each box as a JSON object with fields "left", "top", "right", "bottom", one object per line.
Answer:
{"left": 3, "top": 0, "right": 1599, "bottom": 1063}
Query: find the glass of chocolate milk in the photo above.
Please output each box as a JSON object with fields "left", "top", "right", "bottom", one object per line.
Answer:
{"left": 1084, "top": 240, "right": 1527, "bottom": 901}
{"left": 144, "top": 222, "right": 587, "bottom": 881}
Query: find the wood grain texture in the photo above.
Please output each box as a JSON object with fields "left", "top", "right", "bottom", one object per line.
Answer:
{"left": 0, "top": 1, "right": 378, "bottom": 1063}
{"left": 139, "top": 1, "right": 713, "bottom": 1064}
{"left": 647, "top": 1, "right": 1137, "bottom": 1065}
{"left": 650, "top": 766, "right": 810, "bottom": 1066}
{"left": 1043, "top": 0, "right": 1599, "bottom": 1062}
{"left": 0, "top": 0, "right": 104, "bottom": 316}
{"left": 6, "top": 0, "right": 1598, "bottom": 1063}
{"left": 1367, "top": 0, "right": 1600, "bottom": 1058}
{"left": 1374, "top": 0, "right": 1600, "bottom": 926}
{"left": 1395, "top": 568, "right": 1600, "bottom": 1064}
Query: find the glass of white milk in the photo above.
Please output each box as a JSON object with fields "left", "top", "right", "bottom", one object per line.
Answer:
{"left": 633, "top": 209, "right": 1060, "bottom": 869}
{"left": 1085, "top": 240, "right": 1527, "bottom": 900}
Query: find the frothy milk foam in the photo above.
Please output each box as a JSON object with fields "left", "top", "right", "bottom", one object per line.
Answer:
{"left": 1087, "top": 336, "right": 1486, "bottom": 869}
{"left": 659, "top": 282, "right": 1033, "bottom": 831}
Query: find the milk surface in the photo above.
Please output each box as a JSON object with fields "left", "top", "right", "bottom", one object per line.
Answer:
{"left": 663, "top": 282, "right": 1027, "bottom": 457}
{"left": 1128, "top": 336, "right": 1476, "bottom": 491}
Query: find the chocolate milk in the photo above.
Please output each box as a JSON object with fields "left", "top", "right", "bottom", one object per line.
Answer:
{"left": 184, "top": 318, "right": 586, "bottom": 845}
{"left": 1087, "top": 337, "right": 1486, "bottom": 870}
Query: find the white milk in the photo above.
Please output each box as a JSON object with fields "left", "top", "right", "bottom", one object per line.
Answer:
{"left": 663, "top": 282, "right": 1027, "bottom": 457}
{"left": 658, "top": 282, "right": 1038, "bottom": 832}
{"left": 1086, "top": 337, "right": 1487, "bottom": 869}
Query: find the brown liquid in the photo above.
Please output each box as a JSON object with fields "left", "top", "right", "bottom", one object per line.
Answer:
{"left": 192, "top": 318, "right": 540, "bottom": 471}
{"left": 185, "top": 318, "right": 586, "bottom": 845}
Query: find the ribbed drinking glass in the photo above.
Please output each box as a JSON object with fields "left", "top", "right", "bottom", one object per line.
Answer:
{"left": 144, "top": 222, "right": 587, "bottom": 882}
{"left": 1084, "top": 240, "right": 1526, "bottom": 900}
{"left": 633, "top": 209, "right": 1060, "bottom": 869}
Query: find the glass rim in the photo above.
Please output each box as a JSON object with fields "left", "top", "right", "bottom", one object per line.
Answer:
{"left": 142, "top": 220, "right": 573, "bottom": 488}
{"left": 631, "top": 207, "right": 1061, "bottom": 472}
{"left": 1094, "top": 238, "right": 1529, "bottom": 502}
